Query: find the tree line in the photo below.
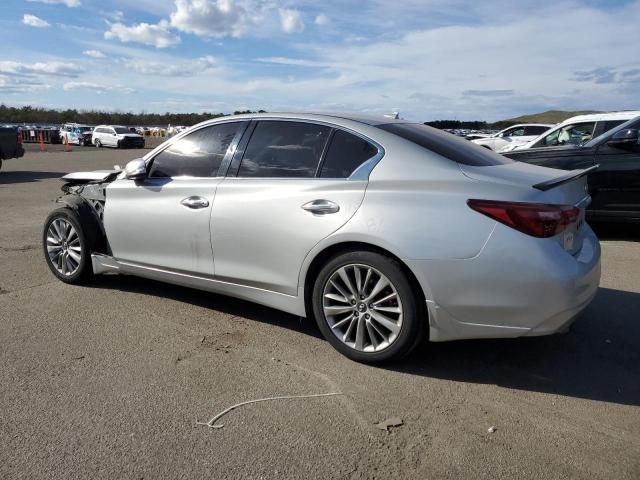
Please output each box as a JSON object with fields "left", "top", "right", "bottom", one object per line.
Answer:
{"left": 0, "top": 105, "right": 266, "bottom": 126}
{"left": 424, "top": 119, "right": 514, "bottom": 130}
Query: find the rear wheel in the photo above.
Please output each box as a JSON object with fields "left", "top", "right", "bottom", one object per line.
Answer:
{"left": 312, "top": 251, "right": 424, "bottom": 363}
{"left": 43, "top": 208, "right": 93, "bottom": 284}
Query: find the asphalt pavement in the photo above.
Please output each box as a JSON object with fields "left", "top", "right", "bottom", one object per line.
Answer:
{"left": 1, "top": 145, "right": 639, "bottom": 479}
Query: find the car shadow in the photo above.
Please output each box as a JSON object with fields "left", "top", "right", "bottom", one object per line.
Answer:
{"left": 591, "top": 222, "right": 640, "bottom": 242}
{"left": 91, "top": 274, "right": 323, "bottom": 340}
{"left": 90, "top": 275, "right": 639, "bottom": 407}
{"left": 399, "top": 287, "right": 640, "bottom": 407}
{"left": 0, "top": 171, "right": 66, "bottom": 185}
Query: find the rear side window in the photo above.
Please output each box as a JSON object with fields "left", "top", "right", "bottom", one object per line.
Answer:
{"left": 238, "top": 121, "right": 330, "bottom": 178}
{"left": 524, "top": 126, "right": 550, "bottom": 135}
{"left": 377, "top": 123, "right": 512, "bottom": 166}
{"left": 149, "top": 122, "right": 241, "bottom": 178}
{"left": 601, "top": 120, "right": 626, "bottom": 133}
{"left": 320, "top": 130, "right": 378, "bottom": 178}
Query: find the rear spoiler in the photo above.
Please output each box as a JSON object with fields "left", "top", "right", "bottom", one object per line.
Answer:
{"left": 532, "top": 164, "right": 599, "bottom": 191}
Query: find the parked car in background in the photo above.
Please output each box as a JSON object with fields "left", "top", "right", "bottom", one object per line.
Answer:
{"left": 42, "top": 113, "right": 600, "bottom": 363}
{"left": 92, "top": 125, "right": 145, "bottom": 149}
{"left": 504, "top": 116, "right": 640, "bottom": 222}
{"left": 0, "top": 126, "right": 24, "bottom": 170}
{"left": 60, "top": 123, "right": 93, "bottom": 146}
{"left": 471, "top": 124, "right": 553, "bottom": 152}
{"left": 502, "top": 111, "right": 640, "bottom": 152}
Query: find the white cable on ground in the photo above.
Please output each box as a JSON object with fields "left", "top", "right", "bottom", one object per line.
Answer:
{"left": 196, "top": 392, "right": 343, "bottom": 429}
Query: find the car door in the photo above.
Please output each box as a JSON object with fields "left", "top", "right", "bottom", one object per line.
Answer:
{"left": 588, "top": 121, "right": 640, "bottom": 216}
{"left": 505, "top": 144, "right": 597, "bottom": 171}
{"left": 103, "top": 121, "right": 246, "bottom": 275}
{"left": 211, "top": 120, "right": 380, "bottom": 296}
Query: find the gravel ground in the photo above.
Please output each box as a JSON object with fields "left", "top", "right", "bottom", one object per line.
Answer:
{"left": 1, "top": 146, "right": 639, "bottom": 479}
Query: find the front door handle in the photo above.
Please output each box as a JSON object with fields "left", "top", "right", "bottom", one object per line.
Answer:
{"left": 181, "top": 196, "right": 209, "bottom": 209}
{"left": 301, "top": 199, "right": 340, "bottom": 215}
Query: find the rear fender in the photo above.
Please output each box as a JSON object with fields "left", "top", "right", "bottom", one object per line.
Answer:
{"left": 56, "top": 194, "right": 111, "bottom": 255}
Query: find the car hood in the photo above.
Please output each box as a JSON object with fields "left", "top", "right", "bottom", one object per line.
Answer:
{"left": 61, "top": 170, "right": 120, "bottom": 184}
{"left": 119, "top": 133, "right": 143, "bottom": 138}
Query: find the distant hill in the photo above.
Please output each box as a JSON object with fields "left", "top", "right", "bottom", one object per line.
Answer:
{"left": 497, "top": 110, "right": 601, "bottom": 126}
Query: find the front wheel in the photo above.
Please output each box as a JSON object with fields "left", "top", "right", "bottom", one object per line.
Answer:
{"left": 43, "top": 208, "right": 93, "bottom": 284}
{"left": 312, "top": 251, "right": 425, "bottom": 363}
{"left": 95, "top": 139, "right": 102, "bottom": 148}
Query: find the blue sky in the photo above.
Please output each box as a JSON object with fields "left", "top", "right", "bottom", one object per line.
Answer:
{"left": 1, "top": 0, "right": 639, "bottom": 121}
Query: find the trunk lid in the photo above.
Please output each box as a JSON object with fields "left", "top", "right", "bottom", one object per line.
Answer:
{"left": 460, "top": 162, "right": 594, "bottom": 255}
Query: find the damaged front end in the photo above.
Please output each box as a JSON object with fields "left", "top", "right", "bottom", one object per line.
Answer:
{"left": 56, "top": 169, "right": 121, "bottom": 257}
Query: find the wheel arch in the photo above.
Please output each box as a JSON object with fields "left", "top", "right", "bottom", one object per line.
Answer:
{"left": 302, "top": 240, "right": 428, "bottom": 328}
{"left": 56, "top": 194, "right": 110, "bottom": 255}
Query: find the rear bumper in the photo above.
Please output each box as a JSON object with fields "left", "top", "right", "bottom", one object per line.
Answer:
{"left": 406, "top": 223, "right": 601, "bottom": 342}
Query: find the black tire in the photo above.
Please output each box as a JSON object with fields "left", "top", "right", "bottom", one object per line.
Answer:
{"left": 116, "top": 140, "right": 121, "bottom": 149}
{"left": 311, "top": 251, "right": 425, "bottom": 363}
{"left": 42, "top": 208, "right": 93, "bottom": 284}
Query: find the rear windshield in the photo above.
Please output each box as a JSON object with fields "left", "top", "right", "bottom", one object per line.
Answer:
{"left": 377, "top": 123, "right": 513, "bottom": 166}
{"left": 114, "top": 127, "right": 130, "bottom": 134}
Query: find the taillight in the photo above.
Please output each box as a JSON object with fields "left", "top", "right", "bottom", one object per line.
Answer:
{"left": 467, "top": 199, "right": 579, "bottom": 238}
{"left": 17, "top": 130, "right": 23, "bottom": 144}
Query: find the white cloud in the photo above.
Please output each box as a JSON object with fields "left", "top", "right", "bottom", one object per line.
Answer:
{"left": 279, "top": 8, "right": 304, "bottom": 33}
{"left": 125, "top": 55, "right": 217, "bottom": 76}
{"left": 105, "top": 20, "right": 180, "bottom": 48}
{"left": 169, "top": 0, "right": 257, "bottom": 38}
{"left": 83, "top": 49, "right": 106, "bottom": 58}
{"left": 0, "top": 60, "right": 83, "bottom": 77}
{"left": 63, "top": 81, "right": 108, "bottom": 92}
{"left": 314, "top": 14, "right": 329, "bottom": 26}
{"left": 63, "top": 81, "right": 134, "bottom": 94}
{"left": 0, "top": 76, "right": 50, "bottom": 94}
{"left": 22, "top": 14, "right": 50, "bottom": 28}
{"left": 26, "top": 0, "right": 81, "bottom": 7}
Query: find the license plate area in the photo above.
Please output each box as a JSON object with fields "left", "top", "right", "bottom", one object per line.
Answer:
{"left": 564, "top": 209, "right": 586, "bottom": 252}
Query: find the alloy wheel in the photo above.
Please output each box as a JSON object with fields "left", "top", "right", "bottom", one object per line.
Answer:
{"left": 46, "top": 218, "right": 82, "bottom": 276}
{"left": 322, "top": 264, "right": 403, "bottom": 352}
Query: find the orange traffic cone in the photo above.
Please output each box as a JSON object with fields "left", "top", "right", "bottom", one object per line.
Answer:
{"left": 64, "top": 135, "right": 72, "bottom": 152}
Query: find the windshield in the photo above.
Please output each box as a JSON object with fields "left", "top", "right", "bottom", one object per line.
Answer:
{"left": 79, "top": 126, "right": 92, "bottom": 132}
{"left": 377, "top": 123, "right": 513, "bottom": 166}
{"left": 114, "top": 127, "right": 130, "bottom": 134}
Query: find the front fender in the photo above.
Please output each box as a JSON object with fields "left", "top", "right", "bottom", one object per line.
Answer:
{"left": 56, "top": 194, "right": 110, "bottom": 255}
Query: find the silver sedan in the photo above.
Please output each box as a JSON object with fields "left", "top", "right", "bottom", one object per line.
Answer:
{"left": 42, "top": 113, "right": 601, "bottom": 363}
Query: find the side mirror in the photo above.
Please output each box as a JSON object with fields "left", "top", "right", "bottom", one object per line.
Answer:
{"left": 607, "top": 128, "right": 639, "bottom": 149}
{"left": 124, "top": 158, "right": 147, "bottom": 180}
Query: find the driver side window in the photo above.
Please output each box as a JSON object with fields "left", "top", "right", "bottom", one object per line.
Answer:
{"left": 537, "top": 122, "right": 596, "bottom": 147}
{"left": 148, "top": 122, "right": 241, "bottom": 178}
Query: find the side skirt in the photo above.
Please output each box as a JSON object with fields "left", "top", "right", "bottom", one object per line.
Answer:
{"left": 90, "top": 254, "right": 307, "bottom": 317}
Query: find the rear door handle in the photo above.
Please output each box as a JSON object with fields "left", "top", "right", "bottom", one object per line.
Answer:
{"left": 181, "top": 196, "right": 209, "bottom": 209}
{"left": 301, "top": 199, "right": 340, "bottom": 215}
